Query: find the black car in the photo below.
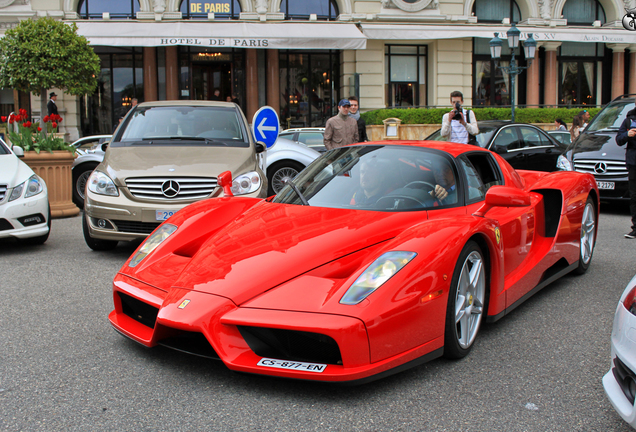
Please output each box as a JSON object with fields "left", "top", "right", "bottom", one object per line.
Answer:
{"left": 557, "top": 95, "right": 634, "bottom": 201}
{"left": 426, "top": 121, "right": 567, "bottom": 172}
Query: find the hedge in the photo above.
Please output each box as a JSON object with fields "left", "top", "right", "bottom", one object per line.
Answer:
{"left": 360, "top": 107, "right": 603, "bottom": 126}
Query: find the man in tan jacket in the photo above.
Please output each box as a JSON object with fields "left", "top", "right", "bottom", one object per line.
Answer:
{"left": 324, "top": 99, "right": 359, "bottom": 150}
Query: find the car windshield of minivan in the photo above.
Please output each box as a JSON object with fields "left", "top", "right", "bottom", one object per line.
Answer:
{"left": 117, "top": 106, "right": 247, "bottom": 146}
{"left": 586, "top": 102, "right": 635, "bottom": 132}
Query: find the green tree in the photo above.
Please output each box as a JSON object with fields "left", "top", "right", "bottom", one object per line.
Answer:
{"left": 0, "top": 17, "right": 100, "bottom": 127}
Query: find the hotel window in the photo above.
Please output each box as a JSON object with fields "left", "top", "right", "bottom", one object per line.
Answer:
{"left": 281, "top": 0, "right": 339, "bottom": 20}
{"left": 384, "top": 45, "right": 427, "bottom": 107}
{"left": 78, "top": 0, "right": 140, "bottom": 19}
{"left": 562, "top": 0, "right": 605, "bottom": 25}
{"left": 473, "top": 0, "right": 520, "bottom": 23}
{"left": 180, "top": 0, "right": 241, "bottom": 19}
{"left": 558, "top": 43, "right": 602, "bottom": 106}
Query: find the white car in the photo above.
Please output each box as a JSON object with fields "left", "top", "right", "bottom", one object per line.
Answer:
{"left": 0, "top": 139, "right": 50, "bottom": 244}
{"left": 72, "top": 140, "right": 109, "bottom": 208}
{"left": 265, "top": 137, "right": 320, "bottom": 195}
{"left": 603, "top": 274, "right": 636, "bottom": 428}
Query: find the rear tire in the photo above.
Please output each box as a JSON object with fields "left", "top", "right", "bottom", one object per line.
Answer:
{"left": 72, "top": 162, "right": 98, "bottom": 208}
{"left": 574, "top": 195, "right": 596, "bottom": 275}
{"left": 444, "top": 240, "right": 487, "bottom": 359}
{"left": 83, "top": 214, "right": 117, "bottom": 251}
{"left": 267, "top": 161, "right": 304, "bottom": 196}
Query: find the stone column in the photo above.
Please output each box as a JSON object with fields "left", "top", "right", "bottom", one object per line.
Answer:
{"left": 143, "top": 47, "right": 158, "bottom": 102}
{"left": 526, "top": 56, "right": 540, "bottom": 108}
{"left": 165, "top": 46, "right": 179, "bottom": 100}
{"left": 246, "top": 48, "right": 259, "bottom": 120}
{"left": 542, "top": 42, "right": 561, "bottom": 107}
{"left": 608, "top": 44, "right": 629, "bottom": 99}
{"left": 266, "top": 49, "right": 280, "bottom": 115}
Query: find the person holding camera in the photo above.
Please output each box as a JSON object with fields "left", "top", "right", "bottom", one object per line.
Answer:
{"left": 440, "top": 91, "right": 479, "bottom": 144}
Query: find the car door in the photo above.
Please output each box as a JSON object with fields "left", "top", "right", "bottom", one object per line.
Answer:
{"left": 517, "top": 126, "right": 559, "bottom": 172}
{"left": 489, "top": 126, "right": 528, "bottom": 170}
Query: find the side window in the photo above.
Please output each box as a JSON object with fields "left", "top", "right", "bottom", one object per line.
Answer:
{"left": 465, "top": 152, "right": 503, "bottom": 192}
{"left": 458, "top": 156, "right": 486, "bottom": 202}
{"left": 492, "top": 128, "right": 520, "bottom": 152}
{"left": 298, "top": 132, "right": 325, "bottom": 146}
{"left": 518, "top": 127, "right": 548, "bottom": 148}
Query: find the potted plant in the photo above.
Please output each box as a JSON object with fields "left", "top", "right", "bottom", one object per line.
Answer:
{"left": 2, "top": 109, "right": 79, "bottom": 218}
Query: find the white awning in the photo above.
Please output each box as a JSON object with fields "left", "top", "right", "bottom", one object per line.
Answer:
{"left": 360, "top": 23, "right": 636, "bottom": 44}
{"left": 73, "top": 21, "right": 367, "bottom": 50}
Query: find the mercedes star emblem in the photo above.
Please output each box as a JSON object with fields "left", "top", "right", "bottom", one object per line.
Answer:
{"left": 593, "top": 162, "right": 607, "bottom": 174}
{"left": 161, "top": 180, "right": 180, "bottom": 198}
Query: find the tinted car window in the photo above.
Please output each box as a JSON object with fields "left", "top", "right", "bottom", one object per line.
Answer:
{"left": 519, "top": 127, "right": 551, "bottom": 147}
{"left": 117, "top": 106, "right": 247, "bottom": 146}
{"left": 278, "top": 132, "right": 295, "bottom": 140}
{"left": 0, "top": 139, "right": 9, "bottom": 155}
{"left": 458, "top": 156, "right": 485, "bottom": 201}
{"left": 474, "top": 126, "right": 498, "bottom": 148}
{"left": 298, "top": 132, "right": 324, "bottom": 146}
{"left": 587, "top": 101, "right": 635, "bottom": 131}
{"left": 492, "top": 128, "right": 520, "bottom": 151}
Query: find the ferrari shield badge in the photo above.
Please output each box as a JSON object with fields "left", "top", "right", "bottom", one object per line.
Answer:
{"left": 495, "top": 227, "right": 501, "bottom": 245}
{"left": 178, "top": 299, "right": 191, "bottom": 309}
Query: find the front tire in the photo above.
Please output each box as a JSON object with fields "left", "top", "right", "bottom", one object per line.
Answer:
{"left": 444, "top": 240, "right": 487, "bottom": 359}
{"left": 72, "top": 162, "right": 98, "bottom": 208}
{"left": 83, "top": 214, "right": 118, "bottom": 251}
{"left": 574, "top": 196, "right": 596, "bottom": 275}
{"left": 267, "top": 161, "right": 304, "bottom": 196}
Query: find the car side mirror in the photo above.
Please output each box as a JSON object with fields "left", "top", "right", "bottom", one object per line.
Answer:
{"left": 473, "top": 186, "right": 531, "bottom": 217}
{"left": 255, "top": 141, "right": 266, "bottom": 153}
{"left": 218, "top": 171, "right": 234, "bottom": 197}
{"left": 12, "top": 146, "right": 24, "bottom": 157}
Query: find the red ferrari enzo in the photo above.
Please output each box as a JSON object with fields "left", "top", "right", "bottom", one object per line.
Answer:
{"left": 109, "top": 141, "right": 598, "bottom": 383}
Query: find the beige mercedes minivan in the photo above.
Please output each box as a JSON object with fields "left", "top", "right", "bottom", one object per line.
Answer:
{"left": 83, "top": 101, "right": 266, "bottom": 250}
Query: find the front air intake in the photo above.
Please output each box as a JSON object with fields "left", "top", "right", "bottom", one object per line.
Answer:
{"left": 118, "top": 292, "right": 159, "bottom": 329}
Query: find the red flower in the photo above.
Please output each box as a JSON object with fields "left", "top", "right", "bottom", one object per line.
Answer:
{"left": 22, "top": 122, "right": 27, "bottom": 127}
{"left": 19, "top": 108, "right": 26, "bottom": 116}
{"left": 37, "top": 126, "right": 42, "bottom": 132}
{"left": 8, "top": 118, "right": 14, "bottom": 124}
{"left": 57, "top": 117, "right": 63, "bottom": 123}
{"left": 1, "top": 116, "right": 6, "bottom": 122}
{"left": 15, "top": 115, "right": 21, "bottom": 122}
{"left": 43, "top": 115, "right": 49, "bottom": 122}
{"left": 52, "top": 122, "right": 57, "bottom": 128}
{"left": 25, "top": 121, "right": 31, "bottom": 128}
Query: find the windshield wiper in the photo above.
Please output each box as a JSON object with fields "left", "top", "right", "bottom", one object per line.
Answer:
{"left": 142, "top": 136, "right": 227, "bottom": 145}
{"left": 284, "top": 179, "right": 309, "bottom": 206}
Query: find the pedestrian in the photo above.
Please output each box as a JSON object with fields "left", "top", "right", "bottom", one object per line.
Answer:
{"left": 47, "top": 92, "right": 58, "bottom": 117}
{"left": 440, "top": 91, "right": 479, "bottom": 144}
{"left": 570, "top": 115, "right": 582, "bottom": 143}
{"left": 113, "top": 116, "right": 123, "bottom": 133}
{"left": 324, "top": 99, "right": 359, "bottom": 150}
{"left": 211, "top": 89, "right": 221, "bottom": 101}
{"left": 555, "top": 118, "right": 567, "bottom": 131}
{"left": 347, "top": 96, "right": 368, "bottom": 143}
{"left": 131, "top": 98, "right": 138, "bottom": 108}
{"left": 578, "top": 109, "right": 591, "bottom": 129}
{"left": 616, "top": 107, "right": 636, "bottom": 238}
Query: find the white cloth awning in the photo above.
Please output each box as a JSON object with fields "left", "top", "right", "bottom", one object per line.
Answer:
{"left": 360, "top": 23, "right": 636, "bottom": 44}
{"left": 73, "top": 21, "right": 367, "bottom": 50}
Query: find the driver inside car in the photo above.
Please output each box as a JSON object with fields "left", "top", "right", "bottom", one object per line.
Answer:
{"left": 350, "top": 158, "right": 392, "bottom": 206}
{"left": 430, "top": 163, "right": 458, "bottom": 205}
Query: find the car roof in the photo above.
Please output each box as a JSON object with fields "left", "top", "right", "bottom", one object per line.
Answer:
{"left": 136, "top": 100, "right": 239, "bottom": 108}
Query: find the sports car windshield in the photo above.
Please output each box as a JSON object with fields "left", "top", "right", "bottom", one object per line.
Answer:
{"left": 273, "top": 145, "right": 459, "bottom": 211}
{"left": 115, "top": 106, "right": 248, "bottom": 146}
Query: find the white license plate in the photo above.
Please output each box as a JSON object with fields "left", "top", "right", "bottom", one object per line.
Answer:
{"left": 596, "top": 181, "right": 615, "bottom": 190}
{"left": 155, "top": 210, "right": 176, "bottom": 221}
{"left": 257, "top": 358, "right": 327, "bottom": 373}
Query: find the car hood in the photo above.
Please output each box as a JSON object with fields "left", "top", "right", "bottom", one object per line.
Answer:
{"left": 0, "top": 153, "right": 34, "bottom": 187}
{"left": 570, "top": 131, "right": 625, "bottom": 160}
{"left": 102, "top": 145, "right": 258, "bottom": 185}
{"left": 169, "top": 203, "right": 428, "bottom": 305}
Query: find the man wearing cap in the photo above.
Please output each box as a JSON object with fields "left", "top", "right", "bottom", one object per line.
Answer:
{"left": 47, "top": 92, "right": 58, "bottom": 117}
{"left": 324, "top": 99, "right": 359, "bottom": 150}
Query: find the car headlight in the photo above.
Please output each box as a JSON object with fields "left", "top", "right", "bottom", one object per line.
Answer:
{"left": 340, "top": 251, "right": 417, "bottom": 305}
{"left": 88, "top": 171, "right": 119, "bottom": 196}
{"left": 24, "top": 175, "right": 44, "bottom": 198}
{"left": 129, "top": 224, "right": 178, "bottom": 268}
{"left": 9, "top": 182, "right": 24, "bottom": 201}
{"left": 556, "top": 155, "right": 573, "bottom": 171}
{"left": 231, "top": 171, "right": 261, "bottom": 195}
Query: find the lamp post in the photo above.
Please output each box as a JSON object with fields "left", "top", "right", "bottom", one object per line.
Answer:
{"left": 489, "top": 24, "right": 536, "bottom": 122}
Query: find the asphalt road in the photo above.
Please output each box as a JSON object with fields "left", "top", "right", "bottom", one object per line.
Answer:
{"left": 0, "top": 203, "right": 635, "bottom": 432}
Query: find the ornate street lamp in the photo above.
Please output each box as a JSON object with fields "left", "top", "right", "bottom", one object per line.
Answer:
{"left": 489, "top": 25, "right": 536, "bottom": 122}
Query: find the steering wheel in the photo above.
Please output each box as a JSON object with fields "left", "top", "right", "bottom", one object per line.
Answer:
{"left": 404, "top": 181, "right": 436, "bottom": 192}
{"left": 375, "top": 195, "right": 427, "bottom": 210}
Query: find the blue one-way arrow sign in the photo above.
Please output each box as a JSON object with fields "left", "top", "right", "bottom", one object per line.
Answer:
{"left": 252, "top": 106, "right": 280, "bottom": 149}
